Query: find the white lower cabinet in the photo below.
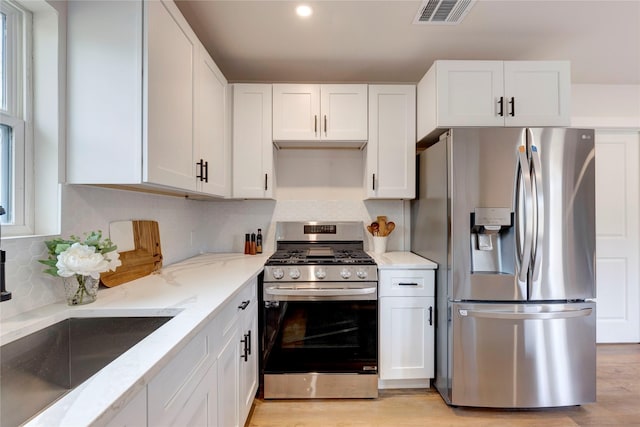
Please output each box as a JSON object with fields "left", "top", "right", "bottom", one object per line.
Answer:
{"left": 239, "top": 301, "right": 259, "bottom": 423}
{"left": 147, "top": 319, "right": 216, "bottom": 427}
{"left": 105, "top": 388, "right": 147, "bottom": 427}
{"left": 378, "top": 269, "right": 435, "bottom": 388}
{"left": 216, "top": 276, "right": 258, "bottom": 427}
{"left": 217, "top": 325, "right": 241, "bottom": 427}
{"left": 110, "top": 278, "right": 258, "bottom": 427}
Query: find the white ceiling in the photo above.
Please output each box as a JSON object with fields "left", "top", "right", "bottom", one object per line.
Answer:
{"left": 175, "top": 0, "right": 640, "bottom": 85}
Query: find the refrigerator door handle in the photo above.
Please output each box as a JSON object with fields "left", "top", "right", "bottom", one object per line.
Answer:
{"left": 529, "top": 139, "right": 545, "bottom": 283}
{"left": 459, "top": 307, "right": 593, "bottom": 320}
{"left": 516, "top": 145, "right": 534, "bottom": 283}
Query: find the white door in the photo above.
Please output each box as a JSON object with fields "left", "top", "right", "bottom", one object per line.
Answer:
{"left": 366, "top": 85, "right": 415, "bottom": 199}
{"left": 217, "top": 327, "right": 240, "bottom": 427}
{"left": 196, "top": 47, "right": 228, "bottom": 197}
{"left": 145, "top": 0, "right": 196, "bottom": 190}
{"left": 239, "top": 307, "right": 258, "bottom": 423}
{"left": 320, "top": 84, "right": 368, "bottom": 141}
{"left": 595, "top": 130, "right": 640, "bottom": 343}
{"left": 503, "top": 61, "right": 571, "bottom": 127}
{"left": 379, "top": 296, "right": 434, "bottom": 380}
{"left": 272, "top": 84, "right": 320, "bottom": 141}
{"left": 435, "top": 60, "right": 504, "bottom": 127}
{"left": 232, "top": 84, "right": 274, "bottom": 199}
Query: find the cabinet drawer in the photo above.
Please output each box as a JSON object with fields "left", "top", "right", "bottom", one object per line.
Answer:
{"left": 214, "top": 278, "right": 258, "bottom": 341}
{"left": 148, "top": 327, "right": 212, "bottom": 426}
{"left": 379, "top": 269, "right": 434, "bottom": 297}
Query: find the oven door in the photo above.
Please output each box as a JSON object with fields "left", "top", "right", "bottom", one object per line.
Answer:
{"left": 261, "top": 282, "right": 378, "bottom": 398}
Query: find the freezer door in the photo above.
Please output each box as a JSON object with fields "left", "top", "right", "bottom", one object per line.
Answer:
{"left": 528, "top": 128, "right": 596, "bottom": 300}
{"left": 450, "top": 302, "right": 596, "bottom": 408}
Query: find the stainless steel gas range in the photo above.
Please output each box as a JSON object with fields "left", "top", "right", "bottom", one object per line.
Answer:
{"left": 260, "top": 222, "right": 378, "bottom": 399}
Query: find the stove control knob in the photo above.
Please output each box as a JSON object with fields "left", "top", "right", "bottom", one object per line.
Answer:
{"left": 271, "top": 268, "right": 284, "bottom": 280}
{"left": 289, "top": 268, "right": 301, "bottom": 280}
{"left": 315, "top": 268, "right": 327, "bottom": 279}
{"left": 340, "top": 268, "right": 352, "bottom": 279}
{"left": 356, "top": 269, "right": 368, "bottom": 279}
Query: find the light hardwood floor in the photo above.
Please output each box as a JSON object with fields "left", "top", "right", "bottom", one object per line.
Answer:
{"left": 247, "top": 344, "right": 640, "bottom": 427}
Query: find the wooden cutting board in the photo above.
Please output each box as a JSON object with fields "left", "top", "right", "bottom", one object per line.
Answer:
{"left": 101, "top": 220, "right": 163, "bottom": 287}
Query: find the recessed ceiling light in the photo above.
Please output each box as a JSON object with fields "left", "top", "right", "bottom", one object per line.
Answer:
{"left": 296, "top": 5, "right": 313, "bottom": 18}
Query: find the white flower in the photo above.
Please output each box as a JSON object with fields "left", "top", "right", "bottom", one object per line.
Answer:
{"left": 56, "top": 243, "right": 110, "bottom": 279}
{"left": 105, "top": 251, "right": 122, "bottom": 272}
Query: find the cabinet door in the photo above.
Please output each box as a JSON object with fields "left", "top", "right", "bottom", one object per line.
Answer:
{"left": 145, "top": 0, "right": 197, "bottom": 190}
{"left": 273, "top": 84, "right": 320, "bottom": 141}
{"left": 148, "top": 326, "right": 213, "bottom": 426}
{"left": 232, "top": 84, "right": 274, "bottom": 198}
{"left": 171, "top": 360, "right": 219, "bottom": 427}
{"left": 217, "top": 326, "right": 240, "bottom": 427}
{"left": 503, "top": 61, "right": 571, "bottom": 127}
{"left": 239, "top": 305, "right": 258, "bottom": 424}
{"left": 66, "top": 0, "right": 143, "bottom": 184}
{"left": 435, "top": 60, "right": 504, "bottom": 127}
{"left": 196, "top": 46, "right": 229, "bottom": 197}
{"left": 366, "top": 85, "right": 415, "bottom": 199}
{"left": 321, "top": 84, "right": 368, "bottom": 141}
{"left": 105, "top": 387, "right": 146, "bottom": 427}
{"left": 379, "top": 296, "right": 434, "bottom": 380}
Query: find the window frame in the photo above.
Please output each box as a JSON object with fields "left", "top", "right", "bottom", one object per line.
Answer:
{"left": 1, "top": 0, "right": 33, "bottom": 236}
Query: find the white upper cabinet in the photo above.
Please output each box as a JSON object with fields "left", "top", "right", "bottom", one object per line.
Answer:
{"left": 365, "top": 85, "right": 416, "bottom": 199}
{"left": 67, "top": 0, "right": 228, "bottom": 197}
{"left": 417, "top": 60, "right": 571, "bottom": 142}
{"left": 144, "top": 0, "right": 197, "bottom": 191}
{"left": 232, "top": 84, "right": 274, "bottom": 199}
{"left": 195, "top": 45, "right": 230, "bottom": 197}
{"left": 272, "top": 84, "right": 368, "bottom": 146}
{"left": 502, "top": 61, "right": 571, "bottom": 127}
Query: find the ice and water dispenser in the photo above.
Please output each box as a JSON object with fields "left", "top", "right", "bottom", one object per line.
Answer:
{"left": 470, "top": 208, "right": 515, "bottom": 274}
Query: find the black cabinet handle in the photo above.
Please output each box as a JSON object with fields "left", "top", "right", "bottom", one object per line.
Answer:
{"left": 398, "top": 282, "right": 419, "bottom": 286}
{"left": 246, "top": 330, "right": 252, "bottom": 355}
{"left": 196, "top": 159, "right": 204, "bottom": 181}
{"left": 428, "top": 306, "right": 433, "bottom": 326}
{"left": 509, "top": 97, "right": 515, "bottom": 117}
{"left": 264, "top": 173, "right": 268, "bottom": 191}
{"left": 498, "top": 96, "right": 504, "bottom": 117}
{"left": 203, "top": 160, "right": 209, "bottom": 183}
{"left": 238, "top": 300, "right": 250, "bottom": 310}
{"left": 324, "top": 115, "right": 327, "bottom": 134}
{"left": 240, "top": 334, "right": 248, "bottom": 362}
{"left": 372, "top": 173, "right": 376, "bottom": 191}
{"left": 314, "top": 115, "right": 317, "bottom": 134}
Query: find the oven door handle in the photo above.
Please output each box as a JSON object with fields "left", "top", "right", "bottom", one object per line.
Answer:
{"left": 265, "top": 286, "right": 377, "bottom": 297}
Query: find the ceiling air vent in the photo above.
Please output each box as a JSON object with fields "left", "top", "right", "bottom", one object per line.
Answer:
{"left": 413, "top": 0, "right": 476, "bottom": 25}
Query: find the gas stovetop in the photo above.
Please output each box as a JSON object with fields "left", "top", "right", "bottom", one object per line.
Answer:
{"left": 266, "top": 245, "right": 375, "bottom": 266}
{"left": 264, "top": 222, "right": 378, "bottom": 283}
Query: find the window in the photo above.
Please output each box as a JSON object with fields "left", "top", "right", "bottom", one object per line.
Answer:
{"left": 0, "top": 0, "right": 30, "bottom": 234}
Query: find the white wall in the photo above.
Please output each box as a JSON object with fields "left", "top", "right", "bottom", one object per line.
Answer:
{"left": 1, "top": 186, "right": 207, "bottom": 320}
{"left": 203, "top": 199, "right": 409, "bottom": 255}
{"left": 572, "top": 84, "right": 640, "bottom": 128}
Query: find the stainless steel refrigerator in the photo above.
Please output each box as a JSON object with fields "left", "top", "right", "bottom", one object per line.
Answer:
{"left": 411, "top": 128, "right": 596, "bottom": 408}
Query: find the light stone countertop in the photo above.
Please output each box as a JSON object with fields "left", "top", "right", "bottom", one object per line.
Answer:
{"left": 1, "top": 252, "right": 269, "bottom": 427}
{"left": 369, "top": 251, "right": 438, "bottom": 270}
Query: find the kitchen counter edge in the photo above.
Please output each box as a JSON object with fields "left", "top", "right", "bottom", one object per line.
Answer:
{"left": 369, "top": 251, "right": 438, "bottom": 269}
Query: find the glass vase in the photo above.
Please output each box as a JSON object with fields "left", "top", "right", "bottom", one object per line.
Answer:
{"left": 63, "top": 274, "right": 99, "bottom": 306}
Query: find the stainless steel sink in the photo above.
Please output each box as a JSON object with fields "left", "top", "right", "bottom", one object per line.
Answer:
{"left": 0, "top": 316, "right": 173, "bottom": 427}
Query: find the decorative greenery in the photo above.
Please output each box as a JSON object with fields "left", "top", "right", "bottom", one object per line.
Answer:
{"left": 39, "top": 231, "right": 120, "bottom": 278}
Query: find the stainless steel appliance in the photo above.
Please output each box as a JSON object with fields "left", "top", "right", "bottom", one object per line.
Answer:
{"left": 261, "top": 222, "right": 378, "bottom": 399}
{"left": 411, "top": 128, "right": 596, "bottom": 408}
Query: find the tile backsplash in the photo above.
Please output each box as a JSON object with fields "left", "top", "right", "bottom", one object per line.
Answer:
{"left": 1, "top": 185, "right": 408, "bottom": 320}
